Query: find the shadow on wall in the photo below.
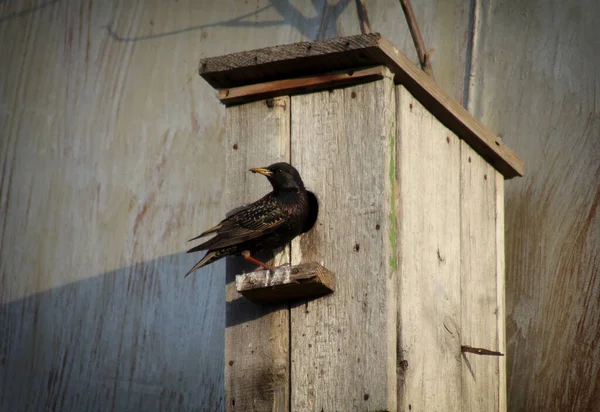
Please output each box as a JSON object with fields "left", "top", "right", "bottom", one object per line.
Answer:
{"left": 225, "top": 250, "right": 283, "bottom": 328}
{"left": 0, "top": 253, "right": 225, "bottom": 411}
{"left": 100, "top": 0, "right": 352, "bottom": 42}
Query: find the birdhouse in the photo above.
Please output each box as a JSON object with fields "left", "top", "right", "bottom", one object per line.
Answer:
{"left": 198, "top": 33, "right": 523, "bottom": 412}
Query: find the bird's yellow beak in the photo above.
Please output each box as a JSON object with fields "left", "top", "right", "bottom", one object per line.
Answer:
{"left": 249, "top": 167, "right": 273, "bottom": 177}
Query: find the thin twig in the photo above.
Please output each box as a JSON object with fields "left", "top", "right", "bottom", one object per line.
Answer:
{"left": 399, "top": 0, "right": 435, "bottom": 78}
{"left": 355, "top": 0, "right": 372, "bottom": 34}
{"left": 461, "top": 345, "right": 504, "bottom": 357}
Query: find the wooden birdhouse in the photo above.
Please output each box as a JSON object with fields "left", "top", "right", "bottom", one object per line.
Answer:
{"left": 198, "top": 33, "right": 523, "bottom": 412}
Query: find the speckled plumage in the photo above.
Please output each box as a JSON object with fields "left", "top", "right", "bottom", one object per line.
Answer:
{"left": 185, "top": 163, "right": 315, "bottom": 277}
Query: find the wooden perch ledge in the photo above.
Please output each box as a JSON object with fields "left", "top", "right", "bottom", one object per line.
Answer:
{"left": 235, "top": 262, "right": 335, "bottom": 304}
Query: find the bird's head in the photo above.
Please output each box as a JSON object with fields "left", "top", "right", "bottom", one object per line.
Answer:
{"left": 250, "top": 162, "right": 305, "bottom": 192}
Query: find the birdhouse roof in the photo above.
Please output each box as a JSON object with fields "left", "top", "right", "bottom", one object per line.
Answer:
{"left": 198, "top": 33, "right": 523, "bottom": 178}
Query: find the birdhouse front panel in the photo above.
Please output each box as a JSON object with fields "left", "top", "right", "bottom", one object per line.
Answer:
{"left": 289, "top": 73, "right": 397, "bottom": 411}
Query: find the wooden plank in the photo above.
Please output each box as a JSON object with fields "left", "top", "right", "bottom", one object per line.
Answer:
{"left": 224, "top": 97, "right": 290, "bottom": 412}
{"left": 198, "top": 33, "right": 523, "bottom": 179}
{"left": 220, "top": 66, "right": 386, "bottom": 106}
{"left": 496, "top": 172, "right": 507, "bottom": 412}
{"left": 460, "top": 142, "right": 500, "bottom": 412}
{"left": 198, "top": 34, "right": 382, "bottom": 88}
{"left": 235, "top": 262, "right": 335, "bottom": 304}
{"left": 290, "top": 72, "right": 397, "bottom": 411}
{"left": 395, "top": 85, "right": 462, "bottom": 410}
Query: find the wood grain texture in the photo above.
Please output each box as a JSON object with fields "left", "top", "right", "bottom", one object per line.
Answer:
{"left": 199, "top": 33, "right": 382, "bottom": 88}
{"left": 219, "top": 65, "right": 386, "bottom": 106}
{"left": 460, "top": 142, "right": 500, "bottom": 412}
{"left": 199, "top": 33, "right": 522, "bottom": 178}
{"left": 235, "top": 262, "right": 335, "bottom": 304}
{"left": 468, "top": 1, "right": 600, "bottom": 410}
{"left": 495, "top": 172, "right": 507, "bottom": 412}
{"left": 224, "top": 97, "right": 290, "bottom": 412}
{"left": 0, "top": 1, "right": 239, "bottom": 410}
{"left": 290, "top": 73, "right": 397, "bottom": 411}
{"left": 395, "top": 85, "right": 462, "bottom": 411}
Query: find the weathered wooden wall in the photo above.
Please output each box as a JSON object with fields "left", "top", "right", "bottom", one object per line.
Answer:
{"left": 467, "top": 1, "right": 600, "bottom": 410}
{"left": 1, "top": 0, "right": 598, "bottom": 411}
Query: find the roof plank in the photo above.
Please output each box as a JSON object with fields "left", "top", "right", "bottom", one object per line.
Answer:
{"left": 198, "top": 33, "right": 524, "bottom": 178}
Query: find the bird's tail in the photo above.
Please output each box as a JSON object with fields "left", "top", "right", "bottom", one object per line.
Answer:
{"left": 185, "top": 251, "right": 222, "bottom": 277}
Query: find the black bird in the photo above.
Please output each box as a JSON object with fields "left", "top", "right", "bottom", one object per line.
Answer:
{"left": 185, "top": 162, "right": 317, "bottom": 277}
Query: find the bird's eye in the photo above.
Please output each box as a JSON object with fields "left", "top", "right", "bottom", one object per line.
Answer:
{"left": 276, "top": 169, "right": 282, "bottom": 174}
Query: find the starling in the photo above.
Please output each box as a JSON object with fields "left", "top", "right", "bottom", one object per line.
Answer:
{"left": 185, "top": 162, "right": 316, "bottom": 277}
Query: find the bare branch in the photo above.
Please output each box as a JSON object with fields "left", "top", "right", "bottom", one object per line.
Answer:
{"left": 399, "top": 0, "right": 434, "bottom": 78}
{"left": 355, "top": 0, "right": 372, "bottom": 34}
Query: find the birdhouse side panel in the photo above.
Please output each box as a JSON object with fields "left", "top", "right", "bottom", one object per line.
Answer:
{"left": 290, "top": 74, "right": 397, "bottom": 411}
{"left": 460, "top": 141, "right": 502, "bottom": 412}
{"left": 395, "top": 85, "right": 463, "bottom": 411}
{"left": 224, "top": 97, "right": 291, "bottom": 412}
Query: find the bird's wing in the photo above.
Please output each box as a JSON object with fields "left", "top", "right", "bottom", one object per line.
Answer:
{"left": 188, "top": 196, "right": 289, "bottom": 252}
{"left": 187, "top": 203, "right": 251, "bottom": 242}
